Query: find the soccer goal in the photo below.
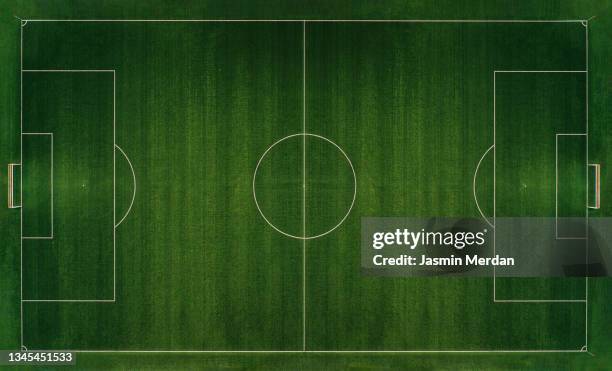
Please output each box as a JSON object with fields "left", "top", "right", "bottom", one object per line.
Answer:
{"left": 7, "top": 163, "right": 21, "bottom": 208}
{"left": 588, "top": 163, "right": 601, "bottom": 209}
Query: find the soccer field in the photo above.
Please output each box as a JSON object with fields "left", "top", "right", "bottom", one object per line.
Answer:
{"left": 1, "top": 2, "right": 611, "bottom": 370}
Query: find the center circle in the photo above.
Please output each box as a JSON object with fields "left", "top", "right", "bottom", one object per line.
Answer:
{"left": 252, "top": 133, "right": 356, "bottom": 240}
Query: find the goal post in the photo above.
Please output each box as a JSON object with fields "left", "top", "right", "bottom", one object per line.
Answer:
{"left": 588, "top": 163, "right": 601, "bottom": 209}
{"left": 7, "top": 163, "right": 21, "bottom": 209}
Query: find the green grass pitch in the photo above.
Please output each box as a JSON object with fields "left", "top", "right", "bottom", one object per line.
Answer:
{"left": 0, "top": 2, "right": 611, "bottom": 370}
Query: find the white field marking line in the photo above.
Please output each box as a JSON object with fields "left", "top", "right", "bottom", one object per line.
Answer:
{"left": 302, "top": 20, "right": 307, "bottom": 352}
{"left": 473, "top": 144, "right": 495, "bottom": 229}
{"left": 555, "top": 133, "right": 587, "bottom": 240}
{"left": 20, "top": 25, "right": 588, "bottom": 354}
{"left": 114, "top": 145, "right": 136, "bottom": 228}
{"left": 23, "top": 69, "right": 114, "bottom": 72}
{"left": 113, "top": 70, "right": 116, "bottom": 301}
{"left": 22, "top": 19, "right": 587, "bottom": 23}
{"left": 494, "top": 299, "right": 586, "bottom": 303}
{"left": 51, "top": 132, "right": 54, "bottom": 238}
{"left": 585, "top": 22, "right": 589, "bottom": 350}
{"left": 21, "top": 132, "right": 53, "bottom": 239}
{"left": 493, "top": 71, "right": 496, "bottom": 301}
{"left": 494, "top": 70, "right": 587, "bottom": 73}
{"left": 252, "top": 133, "right": 357, "bottom": 240}
{"left": 25, "top": 349, "right": 588, "bottom": 354}
{"left": 20, "top": 21, "right": 23, "bottom": 348}
{"left": 23, "top": 299, "right": 115, "bottom": 303}
{"left": 492, "top": 70, "right": 588, "bottom": 304}
{"left": 20, "top": 70, "right": 117, "bottom": 304}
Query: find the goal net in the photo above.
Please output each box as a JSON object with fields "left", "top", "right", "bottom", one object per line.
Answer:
{"left": 7, "top": 163, "right": 21, "bottom": 209}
